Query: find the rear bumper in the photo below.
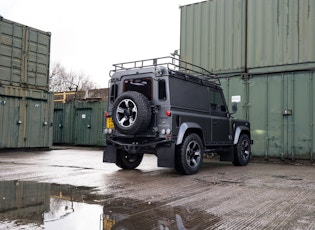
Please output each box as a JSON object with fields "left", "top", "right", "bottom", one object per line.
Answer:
{"left": 104, "top": 137, "right": 175, "bottom": 168}
{"left": 106, "top": 137, "right": 171, "bottom": 147}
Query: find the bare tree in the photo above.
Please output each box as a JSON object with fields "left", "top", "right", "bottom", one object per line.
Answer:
{"left": 49, "top": 62, "right": 98, "bottom": 92}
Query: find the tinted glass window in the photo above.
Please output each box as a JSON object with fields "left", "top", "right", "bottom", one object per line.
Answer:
{"left": 110, "top": 84, "right": 118, "bottom": 102}
{"left": 210, "top": 90, "right": 227, "bottom": 113}
{"left": 158, "top": 80, "right": 166, "bottom": 100}
{"left": 124, "top": 78, "right": 152, "bottom": 100}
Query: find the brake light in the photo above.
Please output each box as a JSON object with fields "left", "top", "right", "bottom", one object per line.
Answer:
{"left": 166, "top": 110, "right": 171, "bottom": 116}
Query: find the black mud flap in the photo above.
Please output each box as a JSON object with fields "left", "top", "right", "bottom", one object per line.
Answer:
{"left": 157, "top": 143, "right": 175, "bottom": 168}
{"left": 219, "top": 147, "right": 234, "bottom": 162}
{"left": 103, "top": 145, "right": 117, "bottom": 163}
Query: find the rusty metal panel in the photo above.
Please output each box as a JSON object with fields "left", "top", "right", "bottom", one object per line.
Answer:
{"left": 180, "top": 0, "right": 246, "bottom": 73}
{"left": 0, "top": 17, "right": 51, "bottom": 90}
{"left": 247, "top": 0, "right": 315, "bottom": 73}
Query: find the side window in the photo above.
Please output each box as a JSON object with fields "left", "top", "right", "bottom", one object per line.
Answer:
{"left": 158, "top": 79, "right": 166, "bottom": 100}
{"left": 210, "top": 89, "right": 227, "bottom": 114}
{"left": 110, "top": 84, "right": 118, "bottom": 102}
{"left": 124, "top": 78, "right": 152, "bottom": 100}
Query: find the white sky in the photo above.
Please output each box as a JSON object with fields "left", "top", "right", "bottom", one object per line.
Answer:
{"left": 1, "top": 0, "right": 200, "bottom": 88}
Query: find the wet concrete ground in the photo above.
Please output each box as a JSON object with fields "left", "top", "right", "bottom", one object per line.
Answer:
{"left": 0, "top": 147, "right": 315, "bottom": 229}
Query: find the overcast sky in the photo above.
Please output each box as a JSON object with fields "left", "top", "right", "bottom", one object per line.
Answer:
{"left": 1, "top": 0, "right": 199, "bottom": 88}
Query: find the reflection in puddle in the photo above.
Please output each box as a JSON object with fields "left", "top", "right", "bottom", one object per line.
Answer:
{"left": 0, "top": 181, "right": 219, "bottom": 229}
{"left": 45, "top": 198, "right": 102, "bottom": 230}
{"left": 101, "top": 198, "right": 219, "bottom": 230}
{"left": 0, "top": 181, "right": 103, "bottom": 230}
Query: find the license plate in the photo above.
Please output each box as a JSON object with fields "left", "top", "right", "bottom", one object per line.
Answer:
{"left": 106, "top": 117, "right": 114, "bottom": 129}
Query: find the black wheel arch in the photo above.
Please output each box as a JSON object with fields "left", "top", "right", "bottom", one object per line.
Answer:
{"left": 176, "top": 122, "right": 205, "bottom": 146}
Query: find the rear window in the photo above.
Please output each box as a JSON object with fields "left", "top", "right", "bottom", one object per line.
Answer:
{"left": 158, "top": 79, "right": 166, "bottom": 100}
{"left": 124, "top": 78, "right": 152, "bottom": 100}
{"left": 110, "top": 84, "right": 118, "bottom": 102}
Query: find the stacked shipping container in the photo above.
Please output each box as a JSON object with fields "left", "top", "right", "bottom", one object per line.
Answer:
{"left": 53, "top": 101, "right": 107, "bottom": 146}
{"left": 180, "top": 0, "right": 315, "bottom": 160}
{"left": 0, "top": 17, "right": 52, "bottom": 148}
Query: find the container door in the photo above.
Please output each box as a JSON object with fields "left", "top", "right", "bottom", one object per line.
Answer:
{"left": 249, "top": 72, "right": 315, "bottom": 160}
{"left": 0, "top": 97, "right": 21, "bottom": 148}
{"left": 74, "top": 108, "right": 92, "bottom": 145}
{"left": 25, "top": 99, "right": 48, "bottom": 147}
{"left": 53, "top": 108, "right": 64, "bottom": 144}
{"left": 289, "top": 72, "right": 314, "bottom": 160}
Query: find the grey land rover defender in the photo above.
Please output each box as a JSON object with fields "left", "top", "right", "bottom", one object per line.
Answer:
{"left": 103, "top": 57, "right": 252, "bottom": 175}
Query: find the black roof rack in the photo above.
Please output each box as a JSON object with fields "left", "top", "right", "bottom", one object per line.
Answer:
{"left": 110, "top": 56, "right": 220, "bottom": 85}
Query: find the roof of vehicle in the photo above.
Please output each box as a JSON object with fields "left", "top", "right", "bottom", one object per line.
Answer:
{"left": 109, "top": 56, "right": 221, "bottom": 86}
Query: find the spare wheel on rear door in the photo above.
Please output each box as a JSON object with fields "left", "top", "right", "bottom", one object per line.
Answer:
{"left": 112, "top": 91, "right": 151, "bottom": 135}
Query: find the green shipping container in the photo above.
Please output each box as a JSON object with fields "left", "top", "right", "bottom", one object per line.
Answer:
{"left": 180, "top": 0, "right": 246, "bottom": 73}
{"left": 0, "top": 86, "right": 53, "bottom": 148}
{"left": 0, "top": 17, "right": 51, "bottom": 90}
{"left": 53, "top": 101, "right": 107, "bottom": 146}
{"left": 180, "top": 0, "right": 315, "bottom": 73}
{"left": 220, "top": 71, "right": 315, "bottom": 161}
{"left": 247, "top": 0, "right": 315, "bottom": 73}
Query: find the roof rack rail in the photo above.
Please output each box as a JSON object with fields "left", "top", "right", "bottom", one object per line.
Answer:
{"left": 110, "top": 56, "right": 220, "bottom": 85}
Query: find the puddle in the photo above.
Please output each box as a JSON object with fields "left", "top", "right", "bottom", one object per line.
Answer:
{"left": 101, "top": 198, "right": 219, "bottom": 230}
{"left": 0, "top": 180, "right": 219, "bottom": 229}
{"left": 0, "top": 181, "right": 104, "bottom": 230}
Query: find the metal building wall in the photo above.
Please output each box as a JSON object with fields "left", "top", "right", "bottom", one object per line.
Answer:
{"left": 53, "top": 101, "right": 107, "bottom": 146}
{"left": 220, "top": 71, "right": 315, "bottom": 160}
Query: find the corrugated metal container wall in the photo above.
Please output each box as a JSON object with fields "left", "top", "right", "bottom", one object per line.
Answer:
{"left": 53, "top": 101, "right": 107, "bottom": 146}
{"left": 0, "top": 86, "right": 53, "bottom": 148}
{"left": 0, "top": 17, "right": 51, "bottom": 89}
{"left": 247, "top": 0, "right": 315, "bottom": 73}
{"left": 180, "top": 0, "right": 246, "bottom": 73}
{"left": 220, "top": 71, "right": 315, "bottom": 160}
{"left": 180, "top": 0, "right": 315, "bottom": 73}
{"left": 249, "top": 71, "right": 315, "bottom": 160}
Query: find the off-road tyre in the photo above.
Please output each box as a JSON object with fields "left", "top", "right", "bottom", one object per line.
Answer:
{"left": 233, "top": 134, "right": 251, "bottom": 166}
{"left": 112, "top": 91, "right": 151, "bottom": 135}
{"left": 175, "top": 133, "right": 204, "bottom": 175}
{"left": 115, "top": 149, "right": 143, "bottom": 170}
